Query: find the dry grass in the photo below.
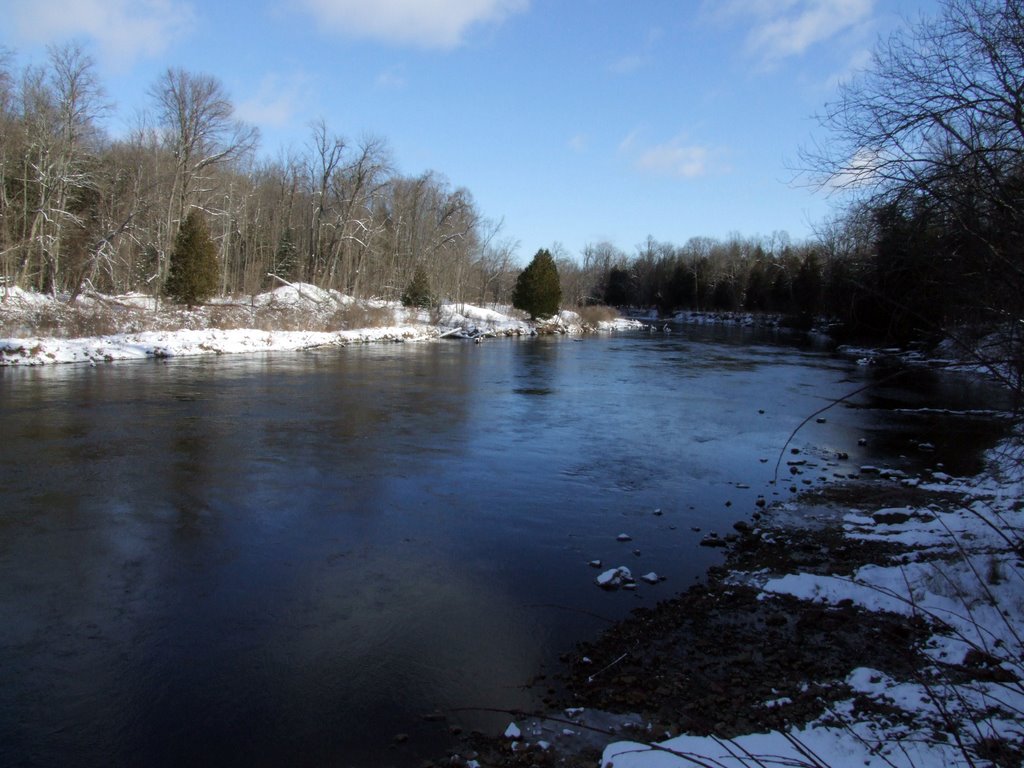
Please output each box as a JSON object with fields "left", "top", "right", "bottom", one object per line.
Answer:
{"left": 329, "top": 304, "right": 395, "bottom": 330}
{"left": 576, "top": 305, "right": 621, "bottom": 325}
{"left": 0, "top": 294, "right": 398, "bottom": 338}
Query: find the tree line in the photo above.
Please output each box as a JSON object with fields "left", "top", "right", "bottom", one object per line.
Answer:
{"left": 558, "top": 0, "right": 1024, "bottom": 360}
{"left": 0, "top": 45, "right": 519, "bottom": 307}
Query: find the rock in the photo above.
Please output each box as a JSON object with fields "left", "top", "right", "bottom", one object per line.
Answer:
{"left": 816, "top": 417, "right": 827, "bottom": 423}
{"left": 700, "top": 533, "right": 727, "bottom": 548}
{"left": 652, "top": 508, "right": 663, "bottom": 516}
{"left": 755, "top": 497, "right": 766, "bottom": 508}
{"left": 879, "top": 468, "right": 907, "bottom": 480}
{"left": 917, "top": 442, "right": 936, "bottom": 452}
{"left": 872, "top": 510, "right": 911, "bottom": 525}
{"left": 733, "top": 520, "right": 752, "bottom": 533}
{"left": 616, "top": 533, "right": 633, "bottom": 542}
{"left": 836, "top": 451, "right": 849, "bottom": 460}
{"left": 588, "top": 559, "right": 603, "bottom": 568}
{"left": 504, "top": 722, "right": 521, "bottom": 739}
{"left": 858, "top": 438, "right": 868, "bottom": 446}
{"left": 596, "top": 566, "right": 635, "bottom": 589}
{"left": 641, "top": 572, "right": 660, "bottom": 584}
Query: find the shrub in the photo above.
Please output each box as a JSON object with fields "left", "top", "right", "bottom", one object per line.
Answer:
{"left": 577, "top": 305, "right": 620, "bottom": 326}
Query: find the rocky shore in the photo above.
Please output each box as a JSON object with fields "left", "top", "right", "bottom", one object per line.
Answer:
{"left": 445, "top": 456, "right": 1024, "bottom": 768}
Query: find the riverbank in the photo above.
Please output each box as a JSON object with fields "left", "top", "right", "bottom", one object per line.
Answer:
{"left": 0, "top": 284, "right": 640, "bottom": 366}
{"left": 451, "top": 431, "right": 1024, "bottom": 768}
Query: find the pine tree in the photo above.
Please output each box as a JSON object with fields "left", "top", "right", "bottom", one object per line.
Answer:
{"left": 513, "top": 249, "right": 561, "bottom": 320}
{"left": 401, "top": 266, "right": 435, "bottom": 309}
{"left": 274, "top": 227, "right": 298, "bottom": 283}
{"left": 165, "top": 210, "right": 219, "bottom": 308}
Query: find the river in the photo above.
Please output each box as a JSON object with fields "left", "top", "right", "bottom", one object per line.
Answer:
{"left": 0, "top": 326, "right": 1011, "bottom": 767}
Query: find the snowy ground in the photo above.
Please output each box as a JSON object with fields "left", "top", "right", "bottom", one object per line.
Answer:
{"left": 559, "top": 439, "right": 1024, "bottom": 767}
{"left": 0, "top": 285, "right": 641, "bottom": 366}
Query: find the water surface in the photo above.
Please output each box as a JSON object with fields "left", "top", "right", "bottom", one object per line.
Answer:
{"left": 0, "top": 327, "right": 1011, "bottom": 766}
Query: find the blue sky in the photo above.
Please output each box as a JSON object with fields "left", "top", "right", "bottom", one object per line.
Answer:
{"left": 1, "top": 0, "right": 940, "bottom": 262}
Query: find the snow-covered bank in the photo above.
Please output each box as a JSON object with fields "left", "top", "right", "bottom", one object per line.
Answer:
{"left": 0, "top": 325, "right": 437, "bottom": 366}
{"left": 0, "top": 285, "right": 641, "bottom": 366}
{"left": 594, "top": 435, "right": 1024, "bottom": 768}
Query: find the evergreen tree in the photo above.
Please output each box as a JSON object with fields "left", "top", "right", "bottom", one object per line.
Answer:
{"left": 792, "top": 252, "right": 823, "bottom": 318}
{"left": 273, "top": 227, "right": 298, "bottom": 283}
{"left": 603, "top": 267, "right": 634, "bottom": 307}
{"left": 165, "top": 210, "right": 219, "bottom": 307}
{"left": 513, "top": 249, "right": 562, "bottom": 319}
{"left": 401, "top": 265, "right": 435, "bottom": 309}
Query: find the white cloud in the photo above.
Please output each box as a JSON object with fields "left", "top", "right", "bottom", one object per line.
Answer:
{"left": 826, "top": 146, "right": 886, "bottom": 190}
{"left": 823, "top": 47, "right": 873, "bottom": 89}
{"left": 633, "top": 137, "right": 724, "bottom": 179}
{"left": 608, "top": 26, "right": 662, "bottom": 75}
{"left": 298, "top": 0, "right": 529, "bottom": 49}
{"left": 618, "top": 129, "right": 641, "bottom": 153}
{"left": 608, "top": 54, "right": 646, "bottom": 75}
{"left": 9, "top": 0, "right": 194, "bottom": 70}
{"left": 236, "top": 73, "right": 310, "bottom": 129}
{"left": 375, "top": 66, "right": 408, "bottom": 89}
{"left": 567, "top": 133, "right": 587, "bottom": 152}
{"left": 706, "top": 0, "right": 875, "bottom": 66}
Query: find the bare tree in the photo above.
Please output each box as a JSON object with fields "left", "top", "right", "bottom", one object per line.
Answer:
{"left": 472, "top": 218, "right": 518, "bottom": 305}
{"left": 149, "top": 68, "right": 258, "bottom": 281}
{"left": 805, "top": 0, "right": 1024, "bottom": 397}
{"left": 14, "top": 44, "right": 108, "bottom": 294}
{"left": 0, "top": 47, "right": 16, "bottom": 292}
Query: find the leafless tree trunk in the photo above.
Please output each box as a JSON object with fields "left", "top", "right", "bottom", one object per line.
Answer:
{"left": 149, "top": 68, "right": 258, "bottom": 285}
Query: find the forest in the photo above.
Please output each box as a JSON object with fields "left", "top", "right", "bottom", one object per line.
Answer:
{"left": 0, "top": 0, "right": 1021, "bottom": 357}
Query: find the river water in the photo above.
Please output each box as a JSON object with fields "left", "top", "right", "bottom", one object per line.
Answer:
{"left": 0, "top": 327, "right": 1011, "bottom": 767}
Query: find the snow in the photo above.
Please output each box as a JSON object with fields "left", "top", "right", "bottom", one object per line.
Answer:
{"left": 0, "top": 326, "right": 433, "bottom": 365}
{"left": 602, "top": 723, "right": 967, "bottom": 767}
{"left": 0, "top": 287, "right": 642, "bottom": 366}
{"left": 596, "top": 566, "right": 634, "bottom": 589}
{"left": 600, "top": 432, "right": 1024, "bottom": 768}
